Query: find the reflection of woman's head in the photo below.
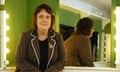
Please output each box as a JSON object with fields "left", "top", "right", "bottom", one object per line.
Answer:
{"left": 32, "top": 4, "right": 55, "bottom": 32}
{"left": 75, "top": 17, "right": 94, "bottom": 36}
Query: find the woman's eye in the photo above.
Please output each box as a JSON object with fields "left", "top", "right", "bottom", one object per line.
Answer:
{"left": 38, "top": 15, "right": 51, "bottom": 19}
{"left": 46, "top": 16, "right": 51, "bottom": 19}
{"left": 39, "top": 15, "right": 43, "bottom": 18}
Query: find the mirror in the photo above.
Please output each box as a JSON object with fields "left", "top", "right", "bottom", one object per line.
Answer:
{"left": 59, "top": 0, "right": 112, "bottom": 67}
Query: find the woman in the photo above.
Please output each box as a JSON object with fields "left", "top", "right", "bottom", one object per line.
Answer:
{"left": 64, "top": 17, "right": 94, "bottom": 67}
{"left": 15, "top": 4, "right": 64, "bottom": 72}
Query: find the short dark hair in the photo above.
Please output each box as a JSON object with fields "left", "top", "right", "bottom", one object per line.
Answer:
{"left": 75, "top": 17, "right": 93, "bottom": 36}
{"left": 32, "top": 4, "right": 55, "bottom": 32}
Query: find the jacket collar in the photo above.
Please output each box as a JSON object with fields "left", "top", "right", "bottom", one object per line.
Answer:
{"left": 30, "top": 31, "right": 56, "bottom": 68}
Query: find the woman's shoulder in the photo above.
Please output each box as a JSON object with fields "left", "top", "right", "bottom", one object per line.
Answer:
{"left": 52, "top": 31, "right": 62, "bottom": 37}
{"left": 70, "top": 34, "right": 89, "bottom": 41}
{"left": 51, "top": 32, "right": 63, "bottom": 41}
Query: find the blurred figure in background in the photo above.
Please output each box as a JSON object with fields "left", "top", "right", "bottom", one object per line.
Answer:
{"left": 64, "top": 17, "right": 94, "bottom": 67}
{"left": 90, "top": 31, "right": 98, "bottom": 61}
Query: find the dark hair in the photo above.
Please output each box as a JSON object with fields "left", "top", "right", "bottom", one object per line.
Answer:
{"left": 32, "top": 4, "right": 55, "bottom": 32}
{"left": 75, "top": 17, "right": 93, "bottom": 36}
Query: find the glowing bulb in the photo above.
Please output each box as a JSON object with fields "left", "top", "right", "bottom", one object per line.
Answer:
{"left": 6, "top": 60, "right": 9, "bottom": 65}
{"left": 6, "top": 37, "right": 10, "bottom": 42}
{"left": 6, "top": 48, "right": 10, "bottom": 54}
{"left": 6, "top": 25, "right": 10, "bottom": 31}
{"left": 5, "top": 12, "right": 9, "bottom": 19}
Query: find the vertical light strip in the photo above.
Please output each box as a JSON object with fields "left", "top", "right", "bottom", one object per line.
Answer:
{"left": 115, "top": 7, "right": 120, "bottom": 68}
{"left": 0, "top": 0, "right": 7, "bottom": 69}
{"left": 0, "top": 10, "right": 6, "bottom": 69}
{"left": 0, "top": 0, "right": 5, "bottom": 5}
{"left": 0, "top": 10, "right": 3, "bottom": 69}
{"left": 3, "top": 11, "right": 7, "bottom": 69}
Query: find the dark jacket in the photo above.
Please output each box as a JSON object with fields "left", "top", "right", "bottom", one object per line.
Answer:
{"left": 64, "top": 33, "right": 94, "bottom": 67}
{"left": 15, "top": 30, "right": 64, "bottom": 72}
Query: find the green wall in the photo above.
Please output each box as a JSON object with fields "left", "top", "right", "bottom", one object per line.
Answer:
{"left": 5, "top": 0, "right": 28, "bottom": 66}
{"left": 5, "top": 0, "right": 59, "bottom": 67}
{"left": 104, "top": 23, "right": 111, "bottom": 34}
{"left": 60, "top": 8, "right": 80, "bottom": 27}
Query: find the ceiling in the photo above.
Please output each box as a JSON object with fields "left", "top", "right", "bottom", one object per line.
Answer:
{"left": 83, "top": 0, "right": 111, "bottom": 13}
{"left": 60, "top": 0, "right": 111, "bottom": 20}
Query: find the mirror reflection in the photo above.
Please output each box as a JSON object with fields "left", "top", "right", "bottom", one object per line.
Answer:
{"left": 59, "top": 0, "right": 111, "bottom": 67}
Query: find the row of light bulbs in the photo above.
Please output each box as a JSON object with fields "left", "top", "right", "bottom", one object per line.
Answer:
{"left": 114, "top": 7, "right": 120, "bottom": 68}
{"left": 4, "top": 11, "right": 10, "bottom": 66}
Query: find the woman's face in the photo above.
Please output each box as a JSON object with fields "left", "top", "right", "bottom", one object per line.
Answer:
{"left": 36, "top": 9, "right": 51, "bottom": 31}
